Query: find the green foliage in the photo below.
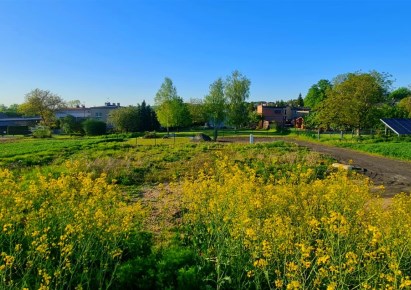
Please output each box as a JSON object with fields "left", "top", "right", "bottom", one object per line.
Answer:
{"left": 318, "top": 73, "right": 384, "bottom": 132}
{"left": 225, "top": 70, "right": 251, "bottom": 129}
{"left": 389, "top": 87, "right": 411, "bottom": 101}
{"left": 304, "top": 79, "right": 332, "bottom": 109}
{"left": 187, "top": 98, "right": 206, "bottom": 126}
{"left": 109, "top": 101, "right": 159, "bottom": 133}
{"left": 32, "top": 125, "right": 52, "bottom": 138}
{"left": 204, "top": 78, "right": 227, "bottom": 140}
{"left": 18, "top": 88, "right": 65, "bottom": 127}
{"left": 155, "top": 78, "right": 190, "bottom": 132}
{"left": 60, "top": 115, "right": 84, "bottom": 135}
{"left": 82, "top": 119, "right": 107, "bottom": 136}
{"left": 0, "top": 103, "right": 21, "bottom": 117}
{"left": 109, "top": 106, "right": 140, "bottom": 132}
{"left": 398, "top": 96, "right": 411, "bottom": 117}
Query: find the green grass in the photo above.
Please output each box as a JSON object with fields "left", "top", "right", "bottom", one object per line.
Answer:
{"left": 287, "top": 129, "right": 411, "bottom": 161}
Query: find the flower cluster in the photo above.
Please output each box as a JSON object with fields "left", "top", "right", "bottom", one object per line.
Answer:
{"left": 0, "top": 161, "right": 145, "bottom": 289}
{"left": 180, "top": 153, "right": 411, "bottom": 289}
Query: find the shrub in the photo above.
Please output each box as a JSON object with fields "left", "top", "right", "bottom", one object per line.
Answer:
{"left": 31, "top": 125, "right": 52, "bottom": 138}
{"left": 82, "top": 119, "right": 107, "bottom": 136}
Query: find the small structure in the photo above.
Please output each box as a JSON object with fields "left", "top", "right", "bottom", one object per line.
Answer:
{"left": 380, "top": 118, "right": 411, "bottom": 136}
{"left": 256, "top": 104, "right": 310, "bottom": 128}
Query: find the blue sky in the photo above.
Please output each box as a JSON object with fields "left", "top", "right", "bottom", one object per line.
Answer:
{"left": 0, "top": 0, "right": 410, "bottom": 107}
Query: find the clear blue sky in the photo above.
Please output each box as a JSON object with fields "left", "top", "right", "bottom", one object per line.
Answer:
{"left": 1, "top": 0, "right": 410, "bottom": 107}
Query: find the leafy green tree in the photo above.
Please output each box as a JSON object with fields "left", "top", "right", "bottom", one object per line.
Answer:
{"left": 60, "top": 115, "right": 84, "bottom": 135}
{"left": 398, "top": 97, "right": 411, "bottom": 118}
{"left": 82, "top": 119, "right": 106, "bottom": 136}
{"left": 0, "top": 104, "right": 21, "bottom": 117}
{"left": 318, "top": 73, "right": 384, "bottom": 134}
{"left": 225, "top": 70, "right": 251, "bottom": 129}
{"left": 18, "top": 89, "right": 65, "bottom": 127}
{"left": 389, "top": 87, "right": 411, "bottom": 101}
{"left": 109, "top": 106, "right": 140, "bottom": 133}
{"left": 154, "top": 78, "right": 188, "bottom": 133}
{"left": 304, "top": 79, "right": 332, "bottom": 109}
{"left": 204, "top": 78, "right": 227, "bottom": 141}
{"left": 187, "top": 98, "right": 206, "bottom": 126}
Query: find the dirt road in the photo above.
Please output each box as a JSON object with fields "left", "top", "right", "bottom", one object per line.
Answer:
{"left": 219, "top": 137, "right": 411, "bottom": 197}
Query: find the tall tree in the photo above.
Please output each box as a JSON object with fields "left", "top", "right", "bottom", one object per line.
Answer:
{"left": 318, "top": 73, "right": 384, "bottom": 134}
{"left": 154, "top": 78, "right": 188, "bottom": 133}
{"left": 304, "top": 79, "right": 332, "bottom": 109}
{"left": 225, "top": 70, "right": 251, "bottom": 129}
{"left": 18, "top": 89, "right": 65, "bottom": 127}
{"left": 204, "top": 78, "right": 227, "bottom": 141}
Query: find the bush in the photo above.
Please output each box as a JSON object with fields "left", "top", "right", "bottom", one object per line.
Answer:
{"left": 82, "top": 119, "right": 107, "bottom": 136}
{"left": 31, "top": 125, "right": 52, "bottom": 138}
{"left": 143, "top": 131, "right": 157, "bottom": 139}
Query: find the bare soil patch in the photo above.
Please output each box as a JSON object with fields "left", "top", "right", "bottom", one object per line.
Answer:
{"left": 218, "top": 136, "right": 411, "bottom": 197}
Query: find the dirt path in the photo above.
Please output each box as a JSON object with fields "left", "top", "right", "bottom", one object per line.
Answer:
{"left": 219, "top": 137, "right": 411, "bottom": 197}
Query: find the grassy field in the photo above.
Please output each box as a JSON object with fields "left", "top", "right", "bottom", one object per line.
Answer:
{"left": 2, "top": 135, "right": 411, "bottom": 289}
{"left": 287, "top": 129, "right": 411, "bottom": 161}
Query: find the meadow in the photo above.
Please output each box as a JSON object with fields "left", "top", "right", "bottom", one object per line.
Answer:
{"left": 1, "top": 135, "right": 411, "bottom": 289}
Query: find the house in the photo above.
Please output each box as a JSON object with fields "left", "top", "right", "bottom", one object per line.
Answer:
{"left": 55, "top": 102, "right": 121, "bottom": 124}
{"left": 55, "top": 106, "right": 91, "bottom": 121}
{"left": 89, "top": 102, "right": 121, "bottom": 123}
{"left": 256, "top": 104, "right": 310, "bottom": 128}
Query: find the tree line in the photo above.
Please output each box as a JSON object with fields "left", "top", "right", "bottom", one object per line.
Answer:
{"left": 303, "top": 71, "right": 411, "bottom": 135}
{"left": 2, "top": 69, "right": 410, "bottom": 137}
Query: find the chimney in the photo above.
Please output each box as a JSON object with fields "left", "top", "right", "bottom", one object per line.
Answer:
{"left": 117, "top": 103, "right": 120, "bottom": 106}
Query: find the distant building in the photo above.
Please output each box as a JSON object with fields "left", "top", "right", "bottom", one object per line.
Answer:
{"left": 256, "top": 104, "right": 310, "bottom": 128}
{"left": 55, "top": 102, "right": 121, "bottom": 123}
{"left": 55, "top": 106, "right": 91, "bottom": 121}
{"left": 90, "top": 102, "right": 121, "bottom": 123}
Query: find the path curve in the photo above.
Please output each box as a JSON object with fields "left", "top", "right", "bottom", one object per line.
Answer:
{"left": 219, "top": 137, "right": 411, "bottom": 197}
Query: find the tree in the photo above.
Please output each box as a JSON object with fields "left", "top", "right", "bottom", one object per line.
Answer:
{"left": 109, "top": 106, "right": 140, "bottom": 133}
{"left": 389, "top": 87, "right": 411, "bottom": 101}
{"left": 318, "top": 73, "right": 384, "bottom": 134}
{"left": 0, "top": 104, "right": 21, "bottom": 117}
{"left": 398, "top": 97, "right": 411, "bottom": 118}
{"left": 60, "top": 115, "right": 84, "bottom": 135}
{"left": 204, "top": 78, "right": 227, "bottom": 141}
{"left": 187, "top": 98, "right": 206, "bottom": 126}
{"left": 304, "top": 79, "right": 332, "bottom": 109}
{"left": 138, "top": 100, "right": 160, "bottom": 132}
{"left": 18, "top": 89, "right": 65, "bottom": 127}
{"left": 83, "top": 119, "right": 106, "bottom": 136}
{"left": 297, "top": 93, "right": 304, "bottom": 107}
{"left": 155, "top": 78, "right": 190, "bottom": 133}
{"left": 225, "top": 70, "right": 251, "bottom": 129}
